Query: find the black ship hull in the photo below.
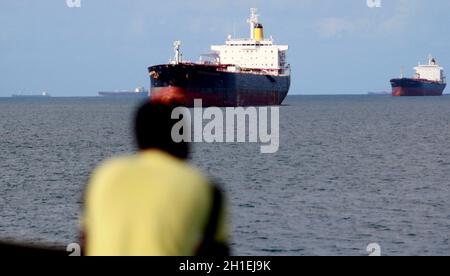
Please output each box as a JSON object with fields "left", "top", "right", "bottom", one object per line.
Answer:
{"left": 391, "top": 78, "right": 446, "bottom": 96}
{"left": 148, "top": 63, "right": 290, "bottom": 107}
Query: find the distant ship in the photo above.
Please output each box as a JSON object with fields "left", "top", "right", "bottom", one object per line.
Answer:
{"left": 98, "top": 86, "right": 148, "bottom": 97}
{"left": 368, "top": 91, "right": 390, "bottom": 96}
{"left": 148, "top": 8, "right": 290, "bottom": 107}
{"left": 391, "top": 56, "right": 446, "bottom": 96}
{"left": 11, "top": 92, "right": 51, "bottom": 98}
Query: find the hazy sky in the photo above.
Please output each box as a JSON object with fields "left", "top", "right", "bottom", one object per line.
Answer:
{"left": 1, "top": 0, "right": 449, "bottom": 96}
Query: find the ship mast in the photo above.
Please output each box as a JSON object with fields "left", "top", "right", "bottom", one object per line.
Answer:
{"left": 247, "top": 8, "right": 259, "bottom": 40}
{"left": 173, "top": 41, "right": 182, "bottom": 64}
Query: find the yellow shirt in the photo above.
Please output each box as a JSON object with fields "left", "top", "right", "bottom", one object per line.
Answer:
{"left": 83, "top": 150, "right": 227, "bottom": 256}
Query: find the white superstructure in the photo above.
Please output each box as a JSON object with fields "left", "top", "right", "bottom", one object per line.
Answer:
{"left": 210, "top": 8, "right": 289, "bottom": 76}
{"left": 413, "top": 55, "right": 446, "bottom": 83}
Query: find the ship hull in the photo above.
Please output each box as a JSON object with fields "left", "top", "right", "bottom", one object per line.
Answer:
{"left": 148, "top": 64, "right": 290, "bottom": 107}
{"left": 390, "top": 78, "right": 446, "bottom": 97}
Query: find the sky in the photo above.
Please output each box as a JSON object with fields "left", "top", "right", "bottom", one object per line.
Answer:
{"left": 1, "top": 0, "right": 450, "bottom": 96}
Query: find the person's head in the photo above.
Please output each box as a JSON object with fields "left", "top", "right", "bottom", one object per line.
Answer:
{"left": 134, "top": 102, "right": 189, "bottom": 160}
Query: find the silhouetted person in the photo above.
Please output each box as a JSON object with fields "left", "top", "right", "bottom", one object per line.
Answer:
{"left": 82, "top": 102, "right": 229, "bottom": 256}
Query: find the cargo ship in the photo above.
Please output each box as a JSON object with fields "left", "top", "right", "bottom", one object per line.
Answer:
{"left": 11, "top": 92, "right": 51, "bottom": 98}
{"left": 98, "top": 86, "right": 148, "bottom": 97}
{"left": 148, "top": 8, "right": 290, "bottom": 107}
{"left": 391, "top": 56, "right": 446, "bottom": 97}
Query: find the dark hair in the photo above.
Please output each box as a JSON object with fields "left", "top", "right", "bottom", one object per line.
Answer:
{"left": 134, "top": 102, "right": 189, "bottom": 160}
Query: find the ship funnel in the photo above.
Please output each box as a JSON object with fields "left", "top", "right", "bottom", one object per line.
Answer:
{"left": 254, "top": 23, "right": 264, "bottom": 41}
{"left": 428, "top": 54, "right": 437, "bottom": 65}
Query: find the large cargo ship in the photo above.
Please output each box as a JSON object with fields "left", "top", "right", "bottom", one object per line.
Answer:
{"left": 391, "top": 56, "right": 446, "bottom": 97}
{"left": 98, "top": 87, "right": 148, "bottom": 97}
{"left": 148, "top": 8, "right": 290, "bottom": 107}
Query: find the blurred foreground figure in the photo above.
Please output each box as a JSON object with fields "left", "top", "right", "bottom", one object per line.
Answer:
{"left": 82, "top": 103, "right": 229, "bottom": 256}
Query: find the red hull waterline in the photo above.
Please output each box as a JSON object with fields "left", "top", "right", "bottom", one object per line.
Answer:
{"left": 150, "top": 87, "right": 285, "bottom": 107}
{"left": 150, "top": 87, "right": 224, "bottom": 106}
{"left": 392, "top": 87, "right": 444, "bottom": 97}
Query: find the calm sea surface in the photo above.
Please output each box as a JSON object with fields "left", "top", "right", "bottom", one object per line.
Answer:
{"left": 0, "top": 95, "right": 449, "bottom": 256}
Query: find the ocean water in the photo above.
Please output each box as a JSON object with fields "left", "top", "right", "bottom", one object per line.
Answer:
{"left": 0, "top": 95, "right": 449, "bottom": 256}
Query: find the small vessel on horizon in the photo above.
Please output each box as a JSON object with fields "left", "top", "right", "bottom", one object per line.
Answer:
{"left": 368, "top": 91, "right": 390, "bottom": 96}
{"left": 98, "top": 86, "right": 149, "bottom": 97}
{"left": 11, "top": 91, "right": 51, "bottom": 98}
{"left": 390, "top": 55, "right": 446, "bottom": 97}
